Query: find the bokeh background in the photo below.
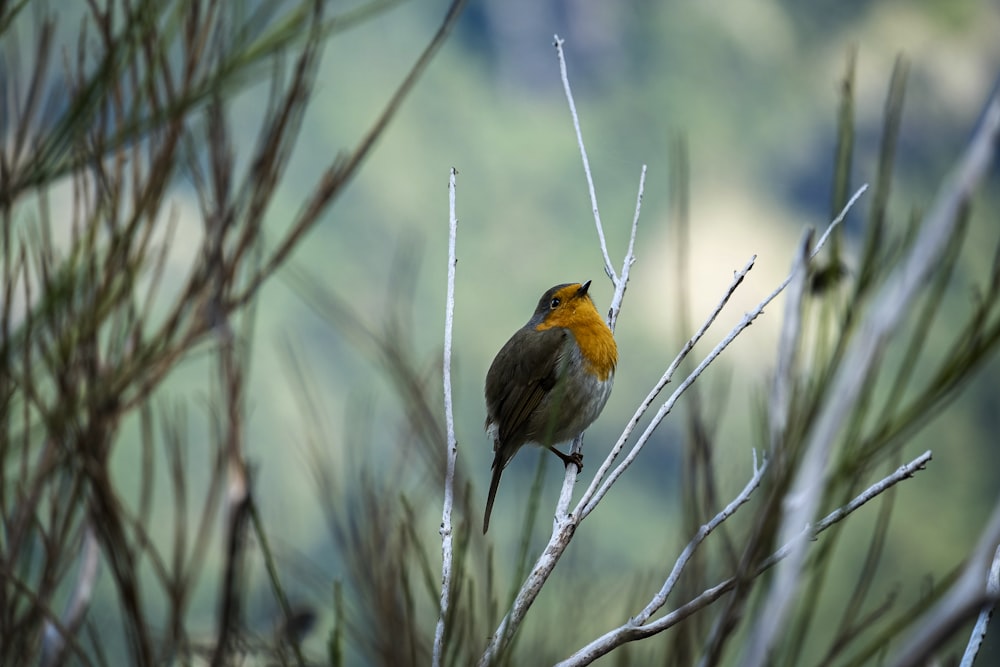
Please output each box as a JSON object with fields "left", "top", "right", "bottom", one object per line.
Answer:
{"left": 36, "top": 0, "right": 999, "bottom": 662}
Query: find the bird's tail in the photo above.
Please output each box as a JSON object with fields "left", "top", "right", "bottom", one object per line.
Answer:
{"left": 483, "top": 450, "right": 506, "bottom": 533}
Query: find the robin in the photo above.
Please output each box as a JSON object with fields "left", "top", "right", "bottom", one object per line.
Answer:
{"left": 483, "top": 280, "right": 617, "bottom": 533}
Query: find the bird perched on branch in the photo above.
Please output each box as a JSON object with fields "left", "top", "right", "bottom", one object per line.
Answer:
{"left": 483, "top": 280, "right": 617, "bottom": 533}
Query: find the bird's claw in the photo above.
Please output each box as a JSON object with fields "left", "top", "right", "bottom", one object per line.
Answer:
{"left": 549, "top": 446, "right": 583, "bottom": 472}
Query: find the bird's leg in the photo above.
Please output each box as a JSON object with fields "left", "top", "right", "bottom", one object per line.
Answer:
{"left": 548, "top": 446, "right": 583, "bottom": 472}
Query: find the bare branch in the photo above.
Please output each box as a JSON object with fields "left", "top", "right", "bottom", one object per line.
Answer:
{"left": 433, "top": 167, "right": 459, "bottom": 667}
{"left": 959, "top": 543, "right": 1000, "bottom": 667}
{"left": 554, "top": 34, "right": 616, "bottom": 283}
{"left": 607, "top": 164, "right": 645, "bottom": 332}
{"left": 634, "top": 452, "right": 767, "bottom": 625}
{"left": 559, "top": 451, "right": 932, "bottom": 666}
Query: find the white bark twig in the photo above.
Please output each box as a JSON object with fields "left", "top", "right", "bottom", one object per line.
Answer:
{"left": 555, "top": 34, "right": 617, "bottom": 283}
{"left": 556, "top": 47, "right": 646, "bottom": 519}
{"left": 959, "top": 543, "right": 1000, "bottom": 667}
{"left": 743, "top": 82, "right": 1000, "bottom": 667}
{"left": 780, "top": 451, "right": 931, "bottom": 552}
{"left": 608, "top": 164, "right": 646, "bottom": 331}
{"left": 634, "top": 451, "right": 767, "bottom": 625}
{"left": 556, "top": 165, "right": 645, "bottom": 525}
{"left": 432, "top": 167, "right": 459, "bottom": 667}
{"left": 558, "top": 451, "right": 932, "bottom": 666}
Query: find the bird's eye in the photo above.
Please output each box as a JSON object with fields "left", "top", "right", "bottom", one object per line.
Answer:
{"left": 550, "top": 297, "right": 561, "bottom": 309}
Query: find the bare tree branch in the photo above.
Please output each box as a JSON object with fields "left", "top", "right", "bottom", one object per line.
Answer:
{"left": 554, "top": 35, "right": 616, "bottom": 283}
{"left": 433, "top": 167, "right": 460, "bottom": 667}
{"left": 960, "top": 543, "right": 1000, "bottom": 667}
{"left": 607, "top": 164, "right": 645, "bottom": 332}
{"left": 559, "top": 451, "right": 932, "bottom": 665}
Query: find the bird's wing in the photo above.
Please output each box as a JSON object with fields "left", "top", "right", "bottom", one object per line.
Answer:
{"left": 485, "top": 327, "right": 567, "bottom": 451}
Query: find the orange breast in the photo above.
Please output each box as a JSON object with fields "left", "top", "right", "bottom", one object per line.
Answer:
{"left": 536, "top": 298, "right": 617, "bottom": 381}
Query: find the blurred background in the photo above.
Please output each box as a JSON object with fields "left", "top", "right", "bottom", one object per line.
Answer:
{"left": 13, "top": 0, "right": 1000, "bottom": 663}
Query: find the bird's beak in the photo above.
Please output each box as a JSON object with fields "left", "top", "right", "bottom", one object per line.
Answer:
{"left": 578, "top": 280, "right": 592, "bottom": 297}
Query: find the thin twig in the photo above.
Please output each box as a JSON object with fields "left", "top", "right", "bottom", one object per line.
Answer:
{"left": 563, "top": 165, "right": 645, "bottom": 516}
{"left": 634, "top": 451, "right": 767, "bottom": 626}
{"left": 608, "top": 164, "right": 645, "bottom": 332}
{"left": 959, "top": 543, "right": 1000, "bottom": 667}
{"left": 554, "top": 34, "right": 616, "bottom": 282}
{"left": 555, "top": 38, "right": 646, "bottom": 553}
{"left": 433, "top": 167, "right": 459, "bottom": 667}
{"left": 557, "top": 451, "right": 932, "bottom": 666}
{"left": 211, "top": 327, "right": 256, "bottom": 667}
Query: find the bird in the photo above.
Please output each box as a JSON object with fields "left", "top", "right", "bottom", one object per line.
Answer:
{"left": 483, "top": 280, "right": 617, "bottom": 533}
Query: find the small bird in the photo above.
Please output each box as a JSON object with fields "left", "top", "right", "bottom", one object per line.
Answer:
{"left": 483, "top": 280, "right": 617, "bottom": 533}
